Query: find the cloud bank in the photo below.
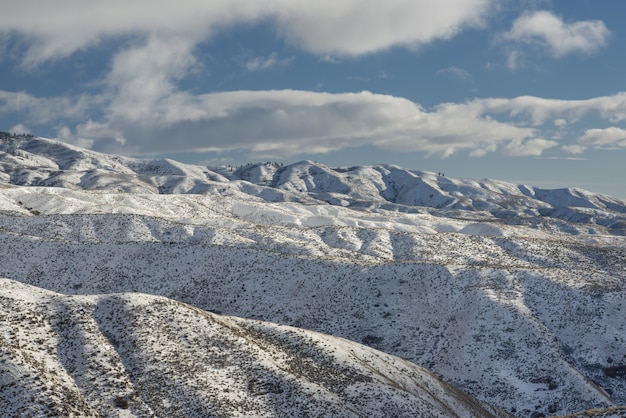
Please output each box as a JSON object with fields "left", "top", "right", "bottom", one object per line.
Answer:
{"left": 5, "top": 86, "right": 625, "bottom": 160}
{"left": 0, "top": 1, "right": 622, "bottom": 162}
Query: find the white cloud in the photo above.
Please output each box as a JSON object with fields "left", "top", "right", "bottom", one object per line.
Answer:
{"left": 78, "top": 89, "right": 626, "bottom": 159}
{"left": 0, "top": 90, "right": 97, "bottom": 123}
{"left": 1, "top": 2, "right": 624, "bottom": 163}
{"left": 563, "top": 126, "right": 626, "bottom": 154}
{"left": 58, "top": 89, "right": 539, "bottom": 159}
{"left": 579, "top": 127, "right": 626, "bottom": 148}
{"left": 0, "top": 0, "right": 495, "bottom": 68}
{"left": 502, "top": 138, "right": 558, "bottom": 157}
{"left": 0, "top": 0, "right": 503, "bottom": 158}
{"left": 56, "top": 125, "right": 96, "bottom": 149}
{"left": 476, "top": 93, "right": 626, "bottom": 125}
{"left": 506, "top": 50, "right": 522, "bottom": 70}
{"left": 562, "top": 144, "right": 586, "bottom": 155}
{"left": 6, "top": 77, "right": 626, "bottom": 161}
{"left": 8, "top": 124, "right": 31, "bottom": 135}
{"left": 274, "top": 0, "right": 493, "bottom": 56}
{"left": 0, "top": 1, "right": 269, "bottom": 68}
{"left": 368, "top": 100, "right": 535, "bottom": 158}
{"left": 501, "top": 10, "right": 610, "bottom": 62}
{"left": 243, "top": 53, "right": 294, "bottom": 72}
{"left": 104, "top": 35, "right": 198, "bottom": 123}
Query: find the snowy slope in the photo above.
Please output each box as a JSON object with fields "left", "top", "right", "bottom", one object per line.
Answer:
{"left": 0, "top": 278, "right": 508, "bottom": 417}
{"left": 1, "top": 133, "right": 625, "bottom": 417}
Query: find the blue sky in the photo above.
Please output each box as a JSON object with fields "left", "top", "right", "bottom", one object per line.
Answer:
{"left": 1, "top": 1, "right": 625, "bottom": 198}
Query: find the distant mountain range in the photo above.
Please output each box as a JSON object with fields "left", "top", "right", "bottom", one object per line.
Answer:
{"left": 1, "top": 133, "right": 625, "bottom": 417}
{"left": 2, "top": 132, "right": 624, "bottom": 234}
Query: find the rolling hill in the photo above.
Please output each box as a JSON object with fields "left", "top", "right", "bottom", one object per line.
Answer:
{"left": 1, "top": 133, "right": 625, "bottom": 417}
{"left": 0, "top": 278, "right": 508, "bottom": 417}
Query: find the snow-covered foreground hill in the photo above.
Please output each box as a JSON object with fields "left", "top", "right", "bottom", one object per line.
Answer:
{"left": 1, "top": 133, "right": 626, "bottom": 417}
{"left": 0, "top": 278, "right": 509, "bottom": 417}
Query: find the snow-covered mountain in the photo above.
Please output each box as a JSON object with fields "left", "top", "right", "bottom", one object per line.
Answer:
{"left": 1, "top": 133, "right": 625, "bottom": 417}
{"left": 2, "top": 133, "right": 624, "bottom": 235}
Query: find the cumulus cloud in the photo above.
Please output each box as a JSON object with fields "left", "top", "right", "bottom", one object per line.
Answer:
{"left": 5, "top": 72, "right": 626, "bottom": 161}
{"left": 274, "top": 0, "right": 493, "bottom": 56}
{"left": 561, "top": 127, "right": 626, "bottom": 155}
{"left": 579, "top": 127, "right": 626, "bottom": 148}
{"left": 503, "top": 11, "right": 610, "bottom": 56}
{"left": 500, "top": 10, "right": 610, "bottom": 69}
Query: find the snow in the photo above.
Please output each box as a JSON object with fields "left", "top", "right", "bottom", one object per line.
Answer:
{"left": 0, "top": 278, "right": 507, "bottom": 417}
{"left": 0, "top": 133, "right": 625, "bottom": 417}
{"left": 459, "top": 222, "right": 507, "bottom": 236}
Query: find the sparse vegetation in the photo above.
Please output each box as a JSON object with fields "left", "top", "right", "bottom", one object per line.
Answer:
{"left": 0, "top": 133, "right": 624, "bottom": 416}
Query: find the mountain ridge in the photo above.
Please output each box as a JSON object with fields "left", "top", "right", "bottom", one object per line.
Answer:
{"left": 1, "top": 133, "right": 625, "bottom": 236}
{"left": 1, "top": 132, "right": 625, "bottom": 417}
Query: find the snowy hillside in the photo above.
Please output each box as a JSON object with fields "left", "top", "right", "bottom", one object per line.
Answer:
{"left": 1, "top": 133, "right": 625, "bottom": 417}
{"left": 0, "top": 278, "right": 509, "bottom": 417}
